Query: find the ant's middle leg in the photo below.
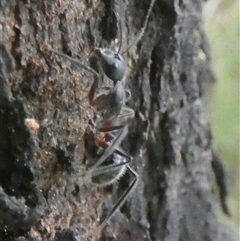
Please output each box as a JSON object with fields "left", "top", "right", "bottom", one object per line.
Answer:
{"left": 96, "top": 165, "right": 138, "bottom": 233}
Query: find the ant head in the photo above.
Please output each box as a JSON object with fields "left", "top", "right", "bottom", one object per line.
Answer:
{"left": 94, "top": 48, "right": 125, "bottom": 82}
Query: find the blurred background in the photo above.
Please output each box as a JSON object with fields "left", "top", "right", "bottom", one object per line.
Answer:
{"left": 203, "top": 0, "right": 239, "bottom": 231}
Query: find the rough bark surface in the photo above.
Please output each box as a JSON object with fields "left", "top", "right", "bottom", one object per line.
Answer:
{"left": 0, "top": 0, "right": 233, "bottom": 241}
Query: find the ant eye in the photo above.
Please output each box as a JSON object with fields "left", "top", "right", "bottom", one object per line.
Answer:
{"left": 114, "top": 54, "right": 121, "bottom": 60}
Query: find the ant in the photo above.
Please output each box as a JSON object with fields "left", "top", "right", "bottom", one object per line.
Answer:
{"left": 49, "top": 0, "right": 156, "bottom": 234}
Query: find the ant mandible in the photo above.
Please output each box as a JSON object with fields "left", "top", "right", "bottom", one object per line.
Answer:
{"left": 49, "top": 0, "right": 156, "bottom": 234}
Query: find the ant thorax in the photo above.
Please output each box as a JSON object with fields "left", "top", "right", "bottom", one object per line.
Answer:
{"left": 98, "top": 81, "right": 126, "bottom": 123}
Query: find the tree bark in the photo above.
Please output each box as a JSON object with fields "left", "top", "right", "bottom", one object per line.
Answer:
{"left": 0, "top": 0, "right": 233, "bottom": 241}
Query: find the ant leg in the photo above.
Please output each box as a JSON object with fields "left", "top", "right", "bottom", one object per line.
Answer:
{"left": 86, "top": 125, "right": 129, "bottom": 174}
{"left": 97, "top": 124, "right": 125, "bottom": 133}
{"left": 48, "top": 47, "right": 106, "bottom": 109}
{"left": 96, "top": 107, "right": 134, "bottom": 133}
{"left": 49, "top": 47, "right": 105, "bottom": 107}
{"left": 97, "top": 107, "right": 134, "bottom": 131}
{"left": 97, "top": 165, "right": 138, "bottom": 233}
{"left": 48, "top": 47, "right": 112, "bottom": 110}
{"left": 72, "top": 154, "right": 131, "bottom": 186}
{"left": 90, "top": 92, "right": 113, "bottom": 111}
{"left": 97, "top": 134, "right": 130, "bottom": 160}
{"left": 119, "top": 106, "right": 135, "bottom": 120}
{"left": 88, "top": 78, "right": 100, "bottom": 106}
{"left": 125, "top": 90, "right": 131, "bottom": 102}
{"left": 83, "top": 154, "right": 131, "bottom": 181}
{"left": 114, "top": 146, "right": 131, "bottom": 159}
{"left": 75, "top": 136, "right": 132, "bottom": 182}
{"left": 49, "top": 48, "right": 99, "bottom": 77}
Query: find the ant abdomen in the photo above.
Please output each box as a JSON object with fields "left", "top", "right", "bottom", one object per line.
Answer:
{"left": 91, "top": 154, "right": 127, "bottom": 186}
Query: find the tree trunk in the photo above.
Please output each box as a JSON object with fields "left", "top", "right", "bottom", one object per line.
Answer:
{"left": 0, "top": 0, "right": 233, "bottom": 241}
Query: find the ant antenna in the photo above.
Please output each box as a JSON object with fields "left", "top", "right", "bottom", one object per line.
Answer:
{"left": 115, "top": 0, "right": 123, "bottom": 54}
{"left": 122, "top": 0, "right": 156, "bottom": 55}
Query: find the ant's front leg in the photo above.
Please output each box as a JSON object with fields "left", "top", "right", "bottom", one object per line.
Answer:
{"left": 88, "top": 77, "right": 99, "bottom": 107}
{"left": 48, "top": 48, "right": 99, "bottom": 77}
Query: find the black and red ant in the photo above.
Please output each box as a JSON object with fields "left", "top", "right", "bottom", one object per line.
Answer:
{"left": 49, "top": 0, "right": 156, "bottom": 234}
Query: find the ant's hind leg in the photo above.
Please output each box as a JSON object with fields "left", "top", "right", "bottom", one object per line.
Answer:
{"left": 97, "top": 165, "right": 138, "bottom": 233}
